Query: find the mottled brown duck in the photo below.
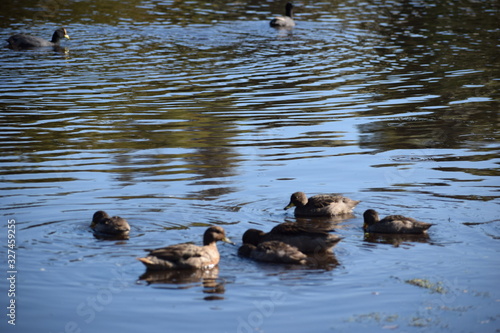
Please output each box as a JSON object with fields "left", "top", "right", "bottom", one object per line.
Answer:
{"left": 137, "top": 226, "right": 233, "bottom": 270}
{"left": 284, "top": 191, "right": 360, "bottom": 217}
{"left": 363, "top": 209, "right": 434, "bottom": 234}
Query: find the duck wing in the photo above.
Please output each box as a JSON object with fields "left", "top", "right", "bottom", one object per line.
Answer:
{"left": 269, "top": 222, "right": 329, "bottom": 236}
{"left": 307, "top": 194, "right": 347, "bottom": 208}
{"left": 94, "top": 217, "right": 130, "bottom": 234}
{"left": 379, "top": 215, "right": 434, "bottom": 234}
{"left": 253, "top": 241, "right": 307, "bottom": 264}
{"left": 145, "top": 243, "right": 203, "bottom": 262}
{"left": 266, "top": 223, "right": 341, "bottom": 253}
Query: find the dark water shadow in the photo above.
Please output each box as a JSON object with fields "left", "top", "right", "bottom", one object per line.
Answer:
{"left": 462, "top": 219, "right": 500, "bottom": 240}
{"left": 21, "top": 219, "right": 67, "bottom": 230}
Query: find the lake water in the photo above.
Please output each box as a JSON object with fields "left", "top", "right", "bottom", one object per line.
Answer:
{"left": 0, "top": 0, "right": 499, "bottom": 332}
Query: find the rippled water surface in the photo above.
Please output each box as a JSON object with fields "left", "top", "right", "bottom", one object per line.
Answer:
{"left": 1, "top": 0, "right": 499, "bottom": 332}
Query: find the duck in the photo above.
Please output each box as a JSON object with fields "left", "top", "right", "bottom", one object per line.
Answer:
{"left": 363, "top": 209, "right": 434, "bottom": 234}
{"left": 6, "top": 28, "right": 70, "bottom": 50}
{"left": 284, "top": 191, "right": 360, "bottom": 217}
{"left": 137, "top": 226, "right": 233, "bottom": 270}
{"left": 91, "top": 210, "right": 130, "bottom": 237}
{"left": 238, "top": 240, "right": 308, "bottom": 264}
{"left": 270, "top": 2, "right": 295, "bottom": 28}
{"left": 242, "top": 222, "right": 342, "bottom": 254}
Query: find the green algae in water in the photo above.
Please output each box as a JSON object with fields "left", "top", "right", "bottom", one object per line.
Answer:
{"left": 409, "top": 316, "right": 433, "bottom": 327}
{"left": 405, "top": 278, "right": 447, "bottom": 294}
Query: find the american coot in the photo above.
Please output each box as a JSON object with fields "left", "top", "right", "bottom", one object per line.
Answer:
{"left": 270, "top": 2, "right": 295, "bottom": 28}
{"left": 90, "top": 210, "right": 131, "bottom": 237}
{"left": 363, "top": 209, "right": 434, "bottom": 234}
{"left": 137, "top": 226, "right": 234, "bottom": 270}
{"left": 242, "top": 223, "right": 342, "bottom": 254}
{"left": 284, "top": 192, "right": 360, "bottom": 217}
{"left": 6, "top": 27, "right": 70, "bottom": 50}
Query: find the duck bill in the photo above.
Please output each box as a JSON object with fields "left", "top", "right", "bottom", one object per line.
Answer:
{"left": 362, "top": 223, "right": 368, "bottom": 231}
{"left": 223, "top": 237, "right": 235, "bottom": 245}
{"left": 284, "top": 202, "right": 295, "bottom": 210}
{"left": 64, "top": 34, "right": 70, "bottom": 40}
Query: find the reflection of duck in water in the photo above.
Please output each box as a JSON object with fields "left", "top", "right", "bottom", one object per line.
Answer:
{"left": 7, "top": 28, "right": 70, "bottom": 50}
{"left": 137, "top": 226, "right": 233, "bottom": 270}
{"left": 91, "top": 211, "right": 130, "bottom": 239}
{"left": 242, "top": 222, "right": 342, "bottom": 254}
{"left": 284, "top": 192, "right": 360, "bottom": 217}
{"left": 270, "top": 2, "right": 295, "bottom": 28}
{"left": 139, "top": 266, "right": 220, "bottom": 285}
{"left": 363, "top": 209, "right": 434, "bottom": 234}
{"left": 364, "top": 232, "right": 431, "bottom": 247}
{"left": 139, "top": 267, "right": 225, "bottom": 299}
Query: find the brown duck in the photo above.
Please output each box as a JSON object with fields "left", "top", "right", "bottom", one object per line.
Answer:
{"left": 363, "top": 209, "right": 434, "bottom": 234}
{"left": 238, "top": 240, "right": 308, "bottom": 265}
{"left": 242, "top": 222, "right": 342, "bottom": 254}
{"left": 91, "top": 210, "right": 130, "bottom": 237}
{"left": 284, "top": 191, "right": 360, "bottom": 217}
{"left": 137, "top": 226, "right": 233, "bottom": 270}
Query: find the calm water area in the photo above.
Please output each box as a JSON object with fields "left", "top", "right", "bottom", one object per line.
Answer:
{"left": 0, "top": 0, "right": 499, "bottom": 332}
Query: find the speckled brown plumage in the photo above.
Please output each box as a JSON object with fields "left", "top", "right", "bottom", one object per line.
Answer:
{"left": 137, "top": 226, "right": 233, "bottom": 270}
{"left": 284, "top": 192, "right": 360, "bottom": 217}
{"left": 242, "top": 223, "right": 342, "bottom": 254}
{"left": 363, "top": 209, "right": 434, "bottom": 234}
{"left": 91, "top": 210, "right": 130, "bottom": 237}
{"left": 238, "top": 240, "right": 308, "bottom": 264}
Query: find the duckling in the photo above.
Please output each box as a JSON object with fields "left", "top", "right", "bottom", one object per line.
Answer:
{"left": 91, "top": 210, "right": 130, "bottom": 237}
{"left": 363, "top": 209, "right": 434, "bottom": 234}
{"left": 242, "top": 222, "right": 342, "bottom": 254}
{"left": 284, "top": 191, "right": 360, "bottom": 217}
{"left": 7, "top": 28, "right": 70, "bottom": 50}
{"left": 270, "top": 2, "right": 295, "bottom": 28}
{"left": 137, "top": 226, "right": 233, "bottom": 270}
{"left": 238, "top": 241, "right": 308, "bottom": 264}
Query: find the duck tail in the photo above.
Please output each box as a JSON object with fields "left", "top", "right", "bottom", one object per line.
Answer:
{"left": 423, "top": 223, "right": 434, "bottom": 230}
{"left": 137, "top": 257, "right": 154, "bottom": 265}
